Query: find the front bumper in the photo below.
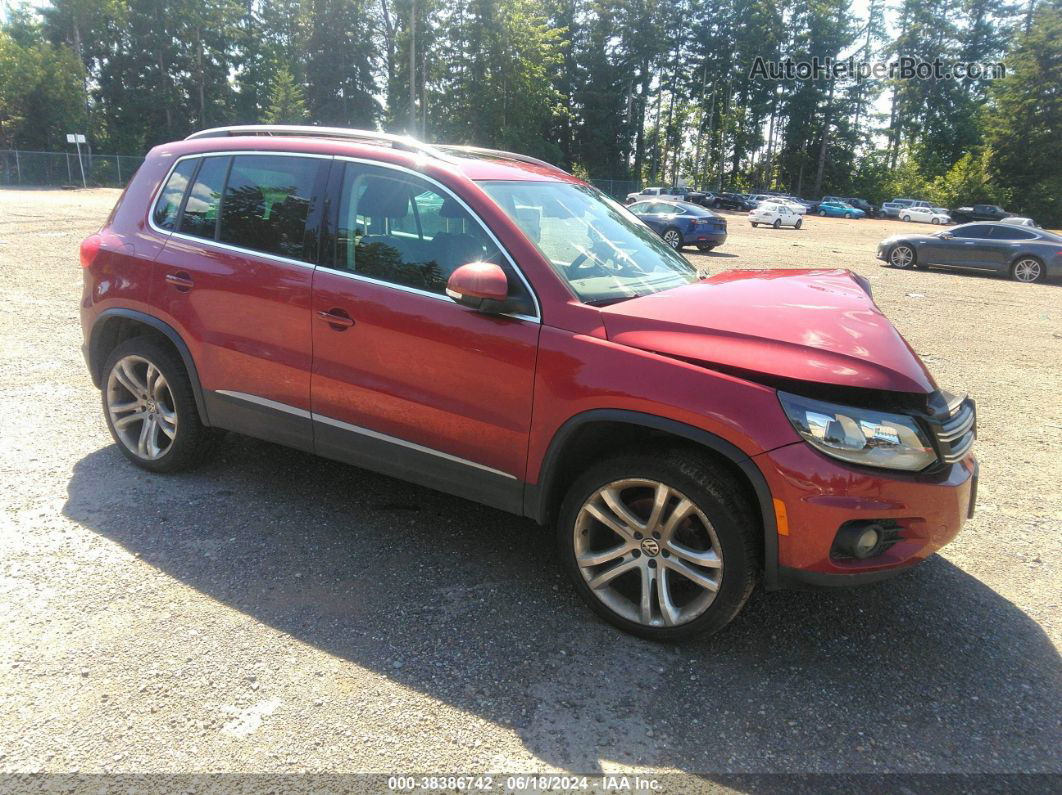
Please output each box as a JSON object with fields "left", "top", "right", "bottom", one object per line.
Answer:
{"left": 757, "top": 441, "right": 976, "bottom": 588}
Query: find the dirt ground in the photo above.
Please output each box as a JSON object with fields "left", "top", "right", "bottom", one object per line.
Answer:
{"left": 0, "top": 188, "right": 1059, "bottom": 781}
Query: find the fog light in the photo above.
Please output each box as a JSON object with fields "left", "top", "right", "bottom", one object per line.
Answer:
{"left": 832, "top": 521, "right": 888, "bottom": 560}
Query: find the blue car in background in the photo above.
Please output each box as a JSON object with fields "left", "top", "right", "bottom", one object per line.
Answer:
{"left": 626, "top": 199, "right": 728, "bottom": 251}
{"left": 817, "top": 201, "right": 866, "bottom": 219}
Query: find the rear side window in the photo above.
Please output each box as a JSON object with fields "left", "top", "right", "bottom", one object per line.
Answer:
{"left": 991, "top": 226, "right": 1035, "bottom": 240}
{"left": 219, "top": 154, "right": 322, "bottom": 261}
{"left": 153, "top": 159, "right": 197, "bottom": 231}
{"left": 179, "top": 156, "right": 229, "bottom": 240}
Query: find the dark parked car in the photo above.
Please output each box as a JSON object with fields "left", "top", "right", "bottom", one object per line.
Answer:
{"left": 627, "top": 199, "right": 727, "bottom": 250}
{"left": 78, "top": 123, "right": 976, "bottom": 641}
{"left": 845, "top": 198, "right": 878, "bottom": 217}
{"left": 706, "top": 192, "right": 756, "bottom": 211}
{"left": 949, "top": 203, "right": 1011, "bottom": 223}
{"left": 878, "top": 222, "right": 1062, "bottom": 283}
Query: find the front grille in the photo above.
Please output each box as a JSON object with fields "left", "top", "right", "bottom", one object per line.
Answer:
{"left": 928, "top": 398, "right": 976, "bottom": 464}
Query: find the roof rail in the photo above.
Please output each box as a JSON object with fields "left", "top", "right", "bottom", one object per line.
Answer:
{"left": 437, "top": 144, "right": 570, "bottom": 176}
{"left": 185, "top": 125, "right": 451, "bottom": 160}
{"left": 184, "top": 125, "right": 570, "bottom": 175}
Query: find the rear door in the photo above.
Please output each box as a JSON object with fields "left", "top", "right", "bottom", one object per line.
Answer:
{"left": 986, "top": 226, "right": 1038, "bottom": 271}
{"left": 151, "top": 152, "right": 329, "bottom": 450}
{"left": 309, "top": 160, "right": 541, "bottom": 512}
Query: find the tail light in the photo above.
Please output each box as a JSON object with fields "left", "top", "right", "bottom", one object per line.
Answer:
{"left": 80, "top": 233, "right": 102, "bottom": 269}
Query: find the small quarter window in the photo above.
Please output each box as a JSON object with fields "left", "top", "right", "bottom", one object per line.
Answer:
{"left": 153, "top": 159, "right": 197, "bottom": 231}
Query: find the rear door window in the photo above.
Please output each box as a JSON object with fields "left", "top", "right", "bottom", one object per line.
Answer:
{"left": 153, "top": 159, "right": 197, "bottom": 231}
{"left": 219, "top": 154, "right": 324, "bottom": 261}
{"left": 178, "top": 156, "right": 229, "bottom": 240}
{"left": 990, "top": 226, "right": 1036, "bottom": 240}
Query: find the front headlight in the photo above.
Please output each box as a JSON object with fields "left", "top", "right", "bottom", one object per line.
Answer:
{"left": 778, "top": 391, "right": 937, "bottom": 471}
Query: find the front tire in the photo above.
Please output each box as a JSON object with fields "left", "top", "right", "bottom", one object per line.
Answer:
{"left": 102, "top": 337, "right": 218, "bottom": 472}
{"left": 750, "top": 222, "right": 758, "bottom": 227}
{"left": 662, "top": 228, "right": 683, "bottom": 250}
{"left": 794, "top": 218, "right": 802, "bottom": 229}
{"left": 889, "top": 244, "right": 916, "bottom": 269}
{"left": 818, "top": 210, "right": 826, "bottom": 217}
{"left": 1011, "top": 257, "right": 1045, "bottom": 283}
{"left": 902, "top": 214, "right": 912, "bottom": 222}
{"left": 931, "top": 217, "right": 940, "bottom": 225}
{"left": 558, "top": 450, "right": 759, "bottom": 641}
{"left": 772, "top": 218, "right": 781, "bottom": 229}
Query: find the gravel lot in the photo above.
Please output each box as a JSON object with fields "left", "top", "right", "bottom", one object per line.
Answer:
{"left": 0, "top": 188, "right": 1059, "bottom": 782}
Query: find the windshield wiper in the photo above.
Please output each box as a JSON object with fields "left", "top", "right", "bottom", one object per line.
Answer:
{"left": 584, "top": 295, "right": 640, "bottom": 307}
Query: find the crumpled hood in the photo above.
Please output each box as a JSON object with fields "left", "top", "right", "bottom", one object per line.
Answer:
{"left": 600, "top": 269, "right": 937, "bottom": 393}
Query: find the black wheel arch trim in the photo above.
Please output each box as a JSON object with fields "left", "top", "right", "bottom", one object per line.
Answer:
{"left": 88, "top": 308, "right": 210, "bottom": 425}
{"left": 526, "top": 409, "right": 781, "bottom": 589}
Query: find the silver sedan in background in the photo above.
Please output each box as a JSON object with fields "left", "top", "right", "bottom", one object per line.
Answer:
{"left": 877, "top": 222, "right": 1062, "bottom": 283}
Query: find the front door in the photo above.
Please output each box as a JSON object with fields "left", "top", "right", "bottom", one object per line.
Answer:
{"left": 939, "top": 224, "right": 997, "bottom": 268}
{"left": 310, "top": 161, "right": 541, "bottom": 512}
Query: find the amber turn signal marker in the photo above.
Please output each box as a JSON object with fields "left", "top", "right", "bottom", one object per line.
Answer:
{"left": 773, "top": 498, "right": 789, "bottom": 536}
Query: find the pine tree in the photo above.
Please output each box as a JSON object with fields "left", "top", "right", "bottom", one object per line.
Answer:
{"left": 982, "top": 2, "right": 1062, "bottom": 224}
{"left": 261, "top": 67, "right": 308, "bottom": 123}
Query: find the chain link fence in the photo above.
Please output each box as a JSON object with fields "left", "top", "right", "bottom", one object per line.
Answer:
{"left": 0, "top": 150, "right": 145, "bottom": 189}
{"left": 588, "top": 178, "right": 641, "bottom": 200}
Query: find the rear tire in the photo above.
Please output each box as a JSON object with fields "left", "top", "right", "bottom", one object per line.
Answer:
{"left": 750, "top": 222, "right": 758, "bottom": 228}
{"left": 1011, "top": 257, "right": 1045, "bottom": 283}
{"left": 101, "top": 337, "right": 219, "bottom": 473}
{"left": 696, "top": 243, "right": 715, "bottom": 251}
{"left": 557, "top": 449, "right": 760, "bottom": 642}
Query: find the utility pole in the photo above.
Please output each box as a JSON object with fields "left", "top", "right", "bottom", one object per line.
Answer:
{"left": 409, "top": 0, "right": 417, "bottom": 137}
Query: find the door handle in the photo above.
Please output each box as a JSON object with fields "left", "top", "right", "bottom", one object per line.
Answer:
{"left": 316, "top": 309, "right": 355, "bottom": 329}
{"left": 165, "top": 271, "right": 194, "bottom": 291}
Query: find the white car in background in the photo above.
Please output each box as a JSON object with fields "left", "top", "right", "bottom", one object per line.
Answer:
{"left": 900, "top": 206, "right": 952, "bottom": 224}
{"left": 999, "top": 216, "right": 1038, "bottom": 227}
{"left": 749, "top": 201, "right": 802, "bottom": 229}
{"left": 776, "top": 199, "right": 807, "bottom": 215}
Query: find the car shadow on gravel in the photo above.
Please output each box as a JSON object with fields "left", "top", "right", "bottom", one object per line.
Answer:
{"left": 64, "top": 439, "right": 1062, "bottom": 775}
{"left": 878, "top": 263, "right": 1061, "bottom": 287}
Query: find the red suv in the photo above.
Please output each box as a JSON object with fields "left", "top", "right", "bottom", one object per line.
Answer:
{"left": 80, "top": 126, "right": 977, "bottom": 640}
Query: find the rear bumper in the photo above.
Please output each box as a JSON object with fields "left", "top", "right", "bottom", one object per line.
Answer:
{"left": 688, "top": 231, "right": 727, "bottom": 245}
{"left": 757, "top": 442, "right": 976, "bottom": 587}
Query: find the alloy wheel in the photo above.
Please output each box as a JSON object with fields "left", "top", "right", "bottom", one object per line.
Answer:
{"left": 890, "top": 245, "right": 915, "bottom": 268}
{"left": 663, "top": 229, "right": 682, "bottom": 249}
{"left": 573, "top": 478, "right": 723, "bottom": 628}
{"left": 1012, "top": 258, "right": 1043, "bottom": 283}
{"left": 106, "top": 354, "right": 178, "bottom": 460}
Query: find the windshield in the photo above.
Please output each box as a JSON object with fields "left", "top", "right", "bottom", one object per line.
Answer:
{"left": 479, "top": 180, "right": 698, "bottom": 304}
